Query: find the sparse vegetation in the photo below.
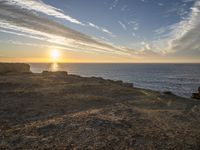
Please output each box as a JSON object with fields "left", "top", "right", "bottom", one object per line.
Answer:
{"left": 0, "top": 70, "right": 200, "bottom": 149}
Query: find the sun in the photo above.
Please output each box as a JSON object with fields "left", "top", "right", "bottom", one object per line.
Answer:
{"left": 50, "top": 50, "right": 60, "bottom": 59}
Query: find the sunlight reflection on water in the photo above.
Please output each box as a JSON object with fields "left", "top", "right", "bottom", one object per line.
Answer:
{"left": 49, "top": 63, "right": 59, "bottom": 72}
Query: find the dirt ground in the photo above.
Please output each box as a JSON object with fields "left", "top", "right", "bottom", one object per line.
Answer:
{"left": 0, "top": 72, "right": 200, "bottom": 149}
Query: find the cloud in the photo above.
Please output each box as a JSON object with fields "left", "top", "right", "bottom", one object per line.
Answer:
{"left": 0, "top": 1, "right": 137, "bottom": 57}
{"left": 168, "top": 0, "right": 200, "bottom": 57}
{"left": 133, "top": 27, "right": 139, "bottom": 31}
{"left": 118, "top": 21, "right": 126, "bottom": 30}
{"left": 158, "top": 3, "right": 164, "bottom": 6}
{"left": 183, "top": 0, "right": 195, "bottom": 3}
{"left": 141, "top": 41, "right": 151, "bottom": 50}
{"left": 140, "top": 0, "right": 148, "bottom": 3}
{"left": 132, "top": 32, "right": 136, "bottom": 37}
{"left": 109, "top": 0, "right": 119, "bottom": 10}
{"left": 128, "top": 20, "right": 139, "bottom": 31}
{"left": 88, "top": 22, "right": 115, "bottom": 37}
{"left": 121, "top": 5, "right": 128, "bottom": 11}
{"left": 152, "top": 0, "right": 200, "bottom": 59}
{"left": 0, "top": 0, "right": 165, "bottom": 61}
{"left": 2, "top": 0, "right": 84, "bottom": 25}
{"left": 163, "top": 1, "right": 194, "bottom": 19}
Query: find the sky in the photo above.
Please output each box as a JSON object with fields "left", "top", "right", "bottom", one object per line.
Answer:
{"left": 0, "top": 0, "right": 200, "bottom": 63}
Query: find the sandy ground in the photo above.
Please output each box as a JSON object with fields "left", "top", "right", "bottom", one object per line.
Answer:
{"left": 0, "top": 72, "right": 200, "bottom": 150}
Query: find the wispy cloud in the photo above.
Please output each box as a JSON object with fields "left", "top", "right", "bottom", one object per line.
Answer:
{"left": 2, "top": 0, "right": 84, "bottom": 25}
{"left": 132, "top": 32, "right": 136, "bottom": 37}
{"left": 169, "top": 0, "right": 200, "bottom": 57}
{"left": 153, "top": 0, "right": 200, "bottom": 58}
{"left": 163, "top": 1, "right": 194, "bottom": 19}
{"left": 141, "top": 0, "right": 146, "bottom": 3}
{"left": 158, "top": 3, "right": 164, "bottom": 6}
{"left": 109, "top": 0, "right": 119, "bottom": 10}
{"left": 0, "top": 1, "right": 137, "bottom": 57}
{"left": 121, "top": 5, "right": 128, "bottom": 11}
{"left": 88, "top": 22, "right": 115, "bottom": 37}
{"left": 141, "top": 41, "right": 151, "bottom": 50}
{"left": 128, "top": 20, "right": 139, "bottom": 33}
{"left": 0, "top": 0, "right": 167, "bottom": 61}
{"left": 118, "top": 21, "right": 127, "bottom": 30}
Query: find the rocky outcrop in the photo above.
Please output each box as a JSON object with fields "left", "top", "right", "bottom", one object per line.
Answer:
{"left": 0, "top": 63, "right": 30, "bottom": 75}
{"left": 192, "top": 86, "right": 200, "bottom": 99}
{"left": 42, "top": 71, "right": 68, "bottom": 77}
{"left": 163, "top": 91, "right": 175, "bottom": 95}
{"left": 122, "top": 82, "right": 134, "bottom": 88}
{"left": 106, "top": 79, "right": 134, "bottom": 88}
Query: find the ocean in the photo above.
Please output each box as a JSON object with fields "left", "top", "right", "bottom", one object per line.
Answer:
{"left": 30, "top": 63, "right": 200, "bottom": 98}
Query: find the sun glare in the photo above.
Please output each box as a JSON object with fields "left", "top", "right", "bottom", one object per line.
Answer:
{"left": 50, "top": 50, "right": 60, "bottom": 60}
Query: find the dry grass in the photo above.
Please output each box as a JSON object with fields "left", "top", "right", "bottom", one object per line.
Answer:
{"left": 0, "top": 72, "right": 200, "bottom": 149}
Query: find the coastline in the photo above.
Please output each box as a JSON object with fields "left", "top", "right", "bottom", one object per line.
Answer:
{"left": 0, "top": 63, "right": 200, "bottom": 149}
{"left": 29, "top": 63, "right": 200, "bottom": 98}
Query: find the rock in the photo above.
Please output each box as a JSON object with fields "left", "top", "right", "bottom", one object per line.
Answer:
{"left": 123, "top": 83, "right": 134, "bottom": 88}
{"left": 192, "top": 93, "right": 200, "bottom": 99}
{"left": 42, "top": 71, "right": 68, "bottom": 77}
{"left": 0, "top": 63, "right": 30, "bottom": 75}
{"left": 163, "top": 91, "right": 174, "bottom": 95}
{"left": 106, "top": 79, "right": 134, "bottom": 88}
{"left": 115, "top": 80, "right": 123, "bottom": 85}
{"left": 191, "top": 87, "right": 200, "bottom": 99}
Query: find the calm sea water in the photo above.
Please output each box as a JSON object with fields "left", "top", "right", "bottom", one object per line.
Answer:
{"left": 30, "top": 63, "right": 200, "bottom": 98}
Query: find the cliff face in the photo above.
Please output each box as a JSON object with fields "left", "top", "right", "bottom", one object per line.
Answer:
{"left": 0, "top": 63, "right": 30, "bottom": 74}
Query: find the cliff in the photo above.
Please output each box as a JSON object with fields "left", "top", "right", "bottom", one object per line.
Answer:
{"left": 0, "top": 65, "right": 200, "bottom": 149}
{"left": 0, "top": 63, "right": 30, "bottom": 75}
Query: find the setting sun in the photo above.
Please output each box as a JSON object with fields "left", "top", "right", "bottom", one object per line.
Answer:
{"left": 1, "top": 0, "right": 200, "bottom": 148}
{"left": 50, "top": 50, "right": 60, "bottom": 60}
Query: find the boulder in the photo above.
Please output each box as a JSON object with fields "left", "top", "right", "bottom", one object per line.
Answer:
{"left": 191, "top": 87, "right": 200, "bottom": 99}
{"left": 192, "top": 93, "right": 200, "bottom": 99}
{"left": 106, "top": 79, "right": 134, "bottom": 88}
{"left": 122, "top": 83, "right": 134, "bottom": 88}
{"left": 192, "top": 87, "right": 200, "bottom": 99}
{"left": 0, "top": 63, "right": 30, "bottom": 75}
{"left": 115, "top": 80, "right": 123, "bottom": 85}
{"left": 163, "top": 91, "right": 175, "bottom": 95}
